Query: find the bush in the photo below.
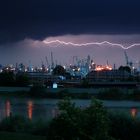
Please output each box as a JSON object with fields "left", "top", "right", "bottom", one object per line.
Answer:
{"left": 16, "top": 73, "right": 30, "bottom": 86}
{"left": 109, "top": 112, "right": 140, "bottom": 140}
{"left": 0, "top": 115, "right": 31, "bottom": 132}
{"left": 46, "top": 97, "right": 113, "bottom": 140}
{"left": 130, "top": 89, "right": 140, "bottom": 100}
{"left": 0, "top": 116, "right": 48, "bottom": 136}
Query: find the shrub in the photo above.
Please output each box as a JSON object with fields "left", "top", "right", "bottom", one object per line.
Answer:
{"left": 46, "top": 97, "right": 113, "bottom": 140}
{"left": 0, "top": 115, "right": 31, "bottom": 132}
{"left": 108, "top": 112, "right": 140, "bottom": 140}
{"left": 130, "top": 89, "right": 140, "bottom": 100}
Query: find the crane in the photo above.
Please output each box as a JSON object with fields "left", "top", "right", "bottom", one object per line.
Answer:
{"left": 124, "top": 51, "right": 140, "bottom": 72}
{"left": 45, "top": 56, "right": 49, "bottom": 68}
{"left": 51, "top": 52, "right": 54, "bottom": 69}
{"left": 124, "top": 51, "right": 133, "bottom": 67}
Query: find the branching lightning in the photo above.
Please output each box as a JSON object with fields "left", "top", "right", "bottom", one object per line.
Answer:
{"left": 43, "top": 40, "right": 140, "bottom": 50}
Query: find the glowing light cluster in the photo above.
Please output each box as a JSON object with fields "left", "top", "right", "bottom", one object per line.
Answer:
{"left": 43, "top": 39, "right": 140, "bottom": 50}
{"left": 131, "top": 108, "right": 138, "bottom": 118}
{"left": 95, "top": 65, "right": 112, "bottom": 71}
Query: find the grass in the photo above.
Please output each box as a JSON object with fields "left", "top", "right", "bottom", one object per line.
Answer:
{"left": 0, "top": 91, "right": 29, "bottom": 97}
{"left": 0, "top": 131, "right": 46, "bottom": 140}
{"left": 0, "top": 87, "right": 140, "bottom": 101}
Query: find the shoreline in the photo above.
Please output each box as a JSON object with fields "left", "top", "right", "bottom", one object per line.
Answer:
{"left": 0, "top": 86, "right": 139, "bottom": 101}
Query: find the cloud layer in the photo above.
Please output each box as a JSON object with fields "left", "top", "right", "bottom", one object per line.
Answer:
{"left": 0, "top": 35, "right": 140, "bottom": 68}
{"left": 0, "top": 0, "right": 140, "bottom": 44}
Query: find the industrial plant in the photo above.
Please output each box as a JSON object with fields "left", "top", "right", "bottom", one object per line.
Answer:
{"left": 0, "top": 50, "right": 140, "bottom": 88}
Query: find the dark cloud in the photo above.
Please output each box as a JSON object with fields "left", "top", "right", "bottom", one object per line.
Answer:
{"left": 0, "top": 0, "right": 140, "bottom": 44}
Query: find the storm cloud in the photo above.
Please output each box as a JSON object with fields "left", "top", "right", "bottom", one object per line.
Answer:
{"left": 0, "top": 0, "right": 140, "bottom": 44}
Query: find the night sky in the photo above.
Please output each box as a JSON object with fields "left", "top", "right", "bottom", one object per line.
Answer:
{"left": 0, "top": 0, "right": 140, "bottom": 67}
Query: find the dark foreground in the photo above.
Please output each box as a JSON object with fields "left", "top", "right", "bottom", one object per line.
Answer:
{"left": 0, "top": 98, "right": 140, "bottom": 140}
{"left": 0, "top": 132, "right": 45, "bottom": 140}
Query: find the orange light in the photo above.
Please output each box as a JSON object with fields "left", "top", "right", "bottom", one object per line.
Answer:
{"left": 131, "top": 108, "right": 137, "bottom": 118}
{"left": 28, "top": 101, "right": 33, "bottom": 120}
{"left": 5, "top": 100, "right": 11, "bottom": 117}
{"left": 95, "top": 65, "right": 112, "bottom": 71}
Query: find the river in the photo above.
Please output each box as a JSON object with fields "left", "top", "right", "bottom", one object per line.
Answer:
{"left": 0, "top": 96, "right": 140, "bottom": 121}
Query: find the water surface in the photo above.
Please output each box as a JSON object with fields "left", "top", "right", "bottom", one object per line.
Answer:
{"left": 0, "top": 96, "right": 140, "bottom": 121}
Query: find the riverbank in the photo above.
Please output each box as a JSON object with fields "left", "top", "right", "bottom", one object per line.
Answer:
{"left": 0, "top": 132, "right": 45, "bottom": 140}
{"left": 0, "top": 86, "right": 140, "bottom": 100}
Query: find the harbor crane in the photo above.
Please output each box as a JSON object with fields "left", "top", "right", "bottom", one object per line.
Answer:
{"left": 51, "top": 52, "right": 54, "bottom": 69}
{"left": 124, "top": 51, "right": 140, "bottom": 72}
{"left": 45, "top": 56, "right": 49, "bottom": 68}
{"left": 124, "top": 51, "right": 133, "bottom": 67}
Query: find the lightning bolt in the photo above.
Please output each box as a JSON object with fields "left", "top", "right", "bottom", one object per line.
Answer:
{"left": 43, "top": 40, "right": 140, "bottom": 50}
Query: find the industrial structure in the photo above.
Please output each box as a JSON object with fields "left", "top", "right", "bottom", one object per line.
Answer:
{"left": 0, "top": 51, "right": 140, "bottom": 88}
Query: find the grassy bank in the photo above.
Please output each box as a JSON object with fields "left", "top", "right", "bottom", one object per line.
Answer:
{"left": 29, "top": 86, "right": 140, "bottom": 100}
{"left": 0, "top": 86, "right": 140, "bottom": 100}
{"left": 0, "top": 91, "right": 29, "bottom": 98}
{"left": 0, "top": 132, "right": 46, "bottom": 140}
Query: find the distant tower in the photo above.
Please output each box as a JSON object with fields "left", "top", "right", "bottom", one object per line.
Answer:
{"left": 90, "top": 60, "right": 96, "bottom": 70}
{"left": 15, "top": 63, "right": 18, "bottom": 72}
{"left": 124, "top": 51, "right": 129, "bottom": 66}
{"left": 107, "top": 60, "right": 109, "bottom": 66}
{"left": 87, "top": 55, "right": 90, "bottom": 64}
{"left": 55, "top": 60, "right": 58, "bottom": 66}
{"left": 41, "top": 61, "right": 46, "bottom": 72}
{"left": 73, "top": 56, "right": 78, "bottom": 65}
{"left": 86, "top": 55, "right": 91, "bottom": 72}
{"left": 113, "top": 64, "right": 116, "bottom": 70}
{"left": 28, "top": 60, "right": 33, "bottom": 72}
{"left": 124, "top": 51, "right": 133, "bottom": 71}
{"left": 19, "top": 63, "right": 25, "bottom": 72}
{"left": 45, "top": 56, "right": 49, "bottom": 67}
{"left": 51, "top": 52, "right": 54, "bottom": 69}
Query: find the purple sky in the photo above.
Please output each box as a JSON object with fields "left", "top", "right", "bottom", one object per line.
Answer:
{"left": 0, "top": 0, "right": 140, "bottom": 68}
{"left": 0, "top": 34, "right": 140, "bottom": 68}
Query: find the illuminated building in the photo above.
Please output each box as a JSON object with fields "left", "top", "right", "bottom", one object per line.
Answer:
{"left": 95, "top": 65, "right": 112, "bottom": 71}
{"left": 86, "top": 70, "right": 131, "bottom": 82}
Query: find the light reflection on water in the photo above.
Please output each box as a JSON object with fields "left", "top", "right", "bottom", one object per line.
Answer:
{"left": 27, "top": 101, "right": 33, "bottom": 120}
{"left": 130, "top": 108, "right": 138, "bottom": 118}
{"left": 107, "top": 107, "right": 139, "bottom": 118}
{"left": 0, "top": 98, "right": 59, "bottom": 121}
{"left": 0, "top": 98, "right": 140, "bottom": 121}
{"left": 5, "top": 100, "right": 11, "bottom": 117}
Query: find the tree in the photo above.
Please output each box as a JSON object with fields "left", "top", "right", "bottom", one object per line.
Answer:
{"left": 118, "top": 66, "right": 131, "bottom": 73}
{"left": 16, "top": 73, "right": 30, "bottom": 86}
{"left": 53, "top": 65, "right": 66, "bottom": 76}
{"left": 0, "top": 72, "right": 15, "bottom": 86}
{"left": 47, "top": 97, "right": 113, "bottom": 140}
{"left": 81, "top": 78, "right": 89, "bottom": 88}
